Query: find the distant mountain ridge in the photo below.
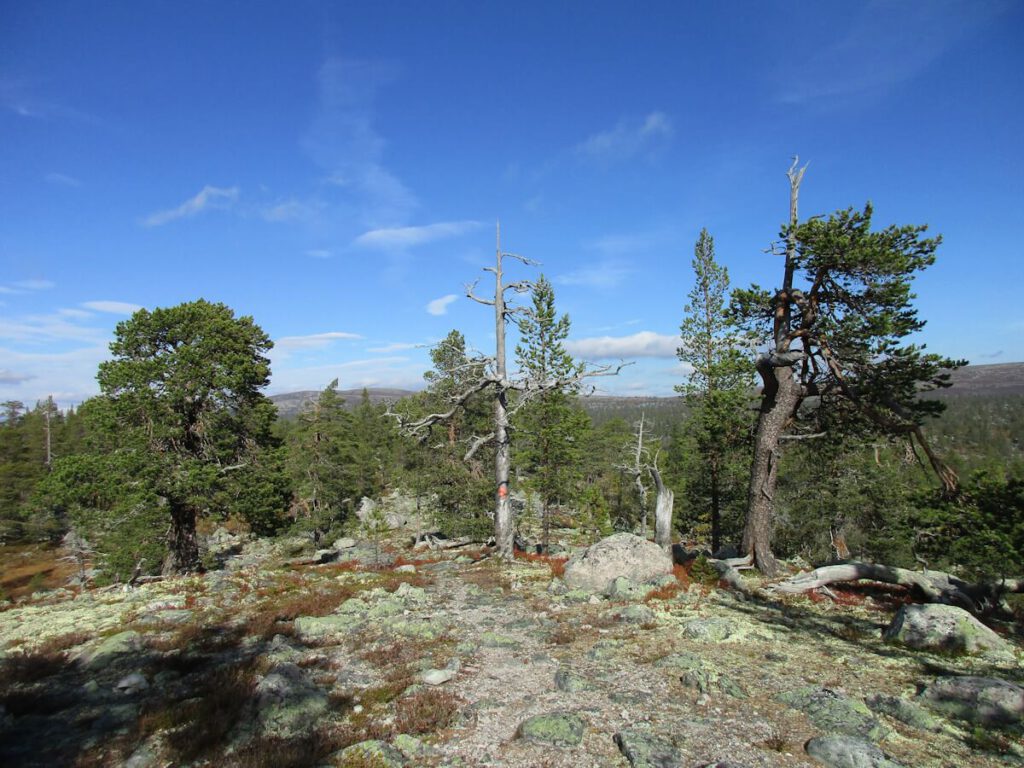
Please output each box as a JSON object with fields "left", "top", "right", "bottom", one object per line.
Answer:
{"left": 269, "top": 362, "right": 1024, "bottom": 420}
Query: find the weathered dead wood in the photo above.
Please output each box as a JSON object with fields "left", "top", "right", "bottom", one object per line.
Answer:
{"left": 772, "top": 561, "right": 1024, "bottom": 616}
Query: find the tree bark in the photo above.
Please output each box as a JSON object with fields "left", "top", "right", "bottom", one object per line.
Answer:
{"left": 167, "top": 499, "right": 200, "bottom": 574}
{"left": 743, "top": 358, "right": 801, "bottom": 577}
{"left": 742, "top": 159, "right": 806, "bottom": 578}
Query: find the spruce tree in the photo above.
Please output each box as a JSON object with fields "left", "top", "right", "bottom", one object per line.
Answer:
{"left": 514, "top": 275, "right": 588, "bottom": 552}
{"left": 676, "top": 229, "right": 754, "bottom": 552}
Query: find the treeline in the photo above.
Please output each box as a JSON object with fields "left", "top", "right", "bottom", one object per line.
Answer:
{"left": 2, "top": 370, "right": 1022, "bottom": 582}
{"left": 3, "top": 171, "right": 1023, "bottom": 585}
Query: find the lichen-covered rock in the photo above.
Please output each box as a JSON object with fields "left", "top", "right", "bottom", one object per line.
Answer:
{"left": 562, "top": 533, "right": 673, "bottom": 594}
{"left": 918, "top": 675, "right": 1024, "bottom": 728}
{"left": 480, "top": 631, "right": 519, "bottom": 648}
{"left": 864, "top": 694, "right": 943, "bottom": 732}
{"left": 883, "top": 604, "right": 1015, "bottom": 661}
{"left": 805, "top": 735, "right": 907, "bottom": 768}
{"left": 516, "top": 711, "right": 586, "bottom": 746}
{"left": 293, "top": 612, "right": 364, "bottom": 642}
{"left": 79, "top": 630, "right": 141, "bottom": 670}
{"left": 613, "top": 727, "right": 682, "bottom": 767}
{"left": 606, "top": 576, "right": 655, "bottom": 601}
{"left": 554, "top": 667, "right": 594, "bottom": 693}
{"left": 619, "top": 604, "right": 656, "bottom": 624}
{"left": 255, "top": 662, "right": 329, "bottom": 737}
{"left": 335, "top": 739, "right": 407, "bottom": 767}
{"left": 778, "top": 687, "right": 888, "bottom": 741}
{"left": 682, "top": 617, "right": 735, "bottom": 642}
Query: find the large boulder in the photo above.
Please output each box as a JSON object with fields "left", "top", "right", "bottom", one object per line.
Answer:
{"left": 883, "top": 603, "right": 1016, "bottom": 661}
{"left": 562, "top": 533, "right": 673, "bottom": 593}
{"left": 918, "top": 676, "right": 1024, "bottom": 728}
{"left": 356, "top": 490, "right": 426, "bottom": 530}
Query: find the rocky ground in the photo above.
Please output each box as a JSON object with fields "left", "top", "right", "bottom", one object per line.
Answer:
{"left": 0, "top": 534, "right": 1022, "bottom": 767}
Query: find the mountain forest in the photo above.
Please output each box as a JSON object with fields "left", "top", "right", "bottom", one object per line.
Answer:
{"left": 2, "top": 171, "right": 1024, "bottom": 768}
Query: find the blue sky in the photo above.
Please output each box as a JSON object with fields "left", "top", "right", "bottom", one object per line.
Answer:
{"left": 2, "top": 0, "right": 1022, "bottom": 408}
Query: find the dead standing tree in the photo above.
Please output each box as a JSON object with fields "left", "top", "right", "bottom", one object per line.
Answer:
{"left": 617, "top": 411, "right": 674, "bottom": 552}
{"left": 392, "top": 224, "right": 623, "bottom": 559}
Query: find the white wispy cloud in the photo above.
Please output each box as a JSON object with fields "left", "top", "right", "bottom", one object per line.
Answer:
{"left": 426, "top": 294, "right": 459, "bottom": 316}
{"left": 0, "top": 344, "right": 110, "bottom": 409}
{"left": 45, "top": 172, "right": 82, "bottom": 187}
{"left": 0, "top": 279, "right": 55, "bottom": 295}
{"left": 0, "top": 315, "right": 107, "bottom": 345}
{"left": 306, "top": 249, "right": 332, "bottom": 259}
{"left": 0, "top": 369, "right": 34, "bottom": 384}
{"left": 275, "top": 331, "right": 364, "bottom": 352}
{"left": 82, "top": 301, "right": 143, "bottom": 315}
{"left": 576, "top": 111, "right": 673, "bottom": 162}
{"left": 367, "top": 342, "right": 420, "bottom": 353}
{"left": 566, "top": 331, "right": 679, "bottom": 360}
{"left": 354, "top": 220, "right": 482, "bottom": 251}
{"left": 268, "top": 356, "right": 424, "bottom": 395}
{"left": 142, "top": 185, "right": 239, "bottom": 227}
{"left": 555, "top": 260, "right": 631, "bottom": 289}
{"left": 304, "top": 58, "right": 418, "bottom": 228}
{"left": 775, "top": 0, "right": 1007, "bottom": 107}
{"left": 261, "top": 199, "right": 325, "bottom": 223}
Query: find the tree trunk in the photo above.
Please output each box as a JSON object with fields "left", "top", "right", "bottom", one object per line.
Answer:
{"left": 168, "top": 499, "right": 200, "bottom": 574}
{"left": 493, "top": 225, "right": 515, "bottom": 560}
{"left": 709, "top": 458, "right": 721, "bottom": 553}
{"left": 651, "top": 466, "right": 673, "bottom": 552}
{"left": 742, "top": 357, "right": 802, "bottom": 577}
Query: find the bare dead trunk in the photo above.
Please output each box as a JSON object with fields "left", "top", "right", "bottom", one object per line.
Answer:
{"left": 651, "top": 465, "right": 674, "bottom": 552}
{"left": 493, "top": 226, "right": 515, "bottom": 560}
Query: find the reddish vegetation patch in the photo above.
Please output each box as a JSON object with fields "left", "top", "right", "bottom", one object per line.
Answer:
{"left": 806, "top": 581, "right": 914, "bottom": 611}
{"left": 0, "top": 544, "right": 80, "bottom": 603}
{"left": 391, "top": 554, "right": 443, "bottom": 569}
{"left": 514, "top": 551, "right": 568, "bottom": 578}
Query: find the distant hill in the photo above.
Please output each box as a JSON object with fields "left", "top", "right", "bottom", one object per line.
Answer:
{"left": 270, "top": 388, "right": 415, "bottom": 419}
{"left": 270, "top": 362, "right": 1024, "bottom": 420}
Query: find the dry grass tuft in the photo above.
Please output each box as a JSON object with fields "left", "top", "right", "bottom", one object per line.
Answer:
{"left": 394, "top": 687, "right": 461, "bottom": 734}
{"left": 514, "top": 551, "right": 568, "bottom": 578}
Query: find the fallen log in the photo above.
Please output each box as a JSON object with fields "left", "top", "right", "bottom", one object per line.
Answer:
{"left": 772, "top": 561, "right": 1023, "bottom": 617}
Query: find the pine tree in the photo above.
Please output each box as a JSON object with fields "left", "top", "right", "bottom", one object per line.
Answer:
{"left": 676, "top": 229, "right": 754, "bottom": 552}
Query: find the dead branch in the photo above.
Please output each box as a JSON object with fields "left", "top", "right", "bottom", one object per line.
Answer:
{"left": 772, "top": 561, "right": 1024, "bottom": 617}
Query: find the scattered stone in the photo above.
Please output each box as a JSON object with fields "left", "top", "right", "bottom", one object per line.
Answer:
{"left": 805, "top": 735, "right": 907, "bottom": 768}
{"left": 682, "top": 617, "right": 734, "bottom": 642}
{"left": 313, "top": 548, "right": 339, "bottom": 564}
{"left": 516, "top": 711, "right": 586, "bottom": 746}
{"left": 335, "top": 739, "right": 407, "bottom": 767}
{"left": 865, "top": 693, "right": 943, "bottom": 732}
{"left": 547, "top": 578, "right": 568, "bottom": 595}
{"left": 395, "top": 564, "right": 417, "bottom": 573}
{"left": 114, "top": 672, "right": 149, "bottom": 695}
{"left": 562, "top": 533, "right": 673, "bottom": 593}
{"left": 619, "top": 604, "right": 656, "bottom": 624}
{"left": 555, "top": 667, "right": 594, "bottom": 693}
{"left": 884, "top": 604, "right": 1016, "bottom": 661}
{"left": 393, "top": 733, "right": 434, "bottom": 759}
{"left": 653, "top": 652, "right": 703, "bottom": 671}
{"left": 421, "top": 658, "right": 461, "bottom": 686}
{"left": 918, "top": 675, "right": 1024, "bottom": 728}
{"left": 613, "top": 727, "right": 682, "bottom": 768}
{"left": 334, "top": 537, "right": 357, "bottom": 549}
{"left": 778, "top": 687, "right": 888, "bottom": 741}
